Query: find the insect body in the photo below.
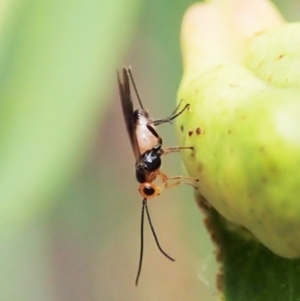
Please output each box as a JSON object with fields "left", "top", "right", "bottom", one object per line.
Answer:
{"left": 117, "top": 67, "right": 198, "bottom": 286}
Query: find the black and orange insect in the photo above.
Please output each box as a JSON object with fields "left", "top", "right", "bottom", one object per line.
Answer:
{"left": 117, "top": 67, "right": 198, "bottom": 286}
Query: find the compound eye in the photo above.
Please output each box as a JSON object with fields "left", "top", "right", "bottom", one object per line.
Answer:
{"left": 143, "top": 185, "right": 155, "bottom": 196}
{"left": 139, "top": 183, "right": 160, "bottom": 199}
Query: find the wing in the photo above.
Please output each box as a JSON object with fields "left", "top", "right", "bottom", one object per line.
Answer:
{"left": 117, "top": 67, "right": 140, "bottom": 160}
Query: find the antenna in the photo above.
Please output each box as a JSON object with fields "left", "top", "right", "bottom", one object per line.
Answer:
{"left": 135, "top": 199, "right": 175, "bottom": 286}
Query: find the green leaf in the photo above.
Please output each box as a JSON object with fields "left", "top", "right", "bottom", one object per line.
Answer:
{"left": 202, "top": 200, "right": 300, "bottom": 301}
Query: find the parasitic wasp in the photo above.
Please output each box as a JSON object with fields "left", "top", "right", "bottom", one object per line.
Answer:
{"left": 117, "top": 67, "right": 198, "bottom": 286}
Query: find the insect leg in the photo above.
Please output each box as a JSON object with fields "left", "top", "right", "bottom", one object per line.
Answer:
{"left": 162, "top": 146, "right": 194, "bottom": 155}
{"left": 157, "top": 171, "right": 199, "bottom": 189}
{"left": 146, "top": 123, "right": 162, "bottom": 144}
{"left": 149, "top": 101, "right": 190, "bottom": 126}
{"left": 168, "top": 99, "right": 185, "bottom": 117}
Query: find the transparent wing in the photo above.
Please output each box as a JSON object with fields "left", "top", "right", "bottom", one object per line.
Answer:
{"left": 117, "top": 67, "right": 140, "bottom": 160}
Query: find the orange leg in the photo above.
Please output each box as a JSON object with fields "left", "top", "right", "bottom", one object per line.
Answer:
{"left": 156, "top": 171, "right": 199, "bottom": 189}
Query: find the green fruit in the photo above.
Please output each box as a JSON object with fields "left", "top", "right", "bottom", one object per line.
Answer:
{"left": 177, "top": 24, "right": 300, "bottom": 258}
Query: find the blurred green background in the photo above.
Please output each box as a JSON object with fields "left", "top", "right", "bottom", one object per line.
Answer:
{"left": 0, "top": 1, "right": 297, "bottom": 300}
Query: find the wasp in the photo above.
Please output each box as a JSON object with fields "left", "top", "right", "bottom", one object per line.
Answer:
{"left": 117, "top": 67, "right": 198, "bottom": 286}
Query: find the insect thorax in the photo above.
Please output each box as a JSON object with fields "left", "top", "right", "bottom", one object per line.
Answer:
{"left": 135, "top": 145, "right": 162, "bottom": 183}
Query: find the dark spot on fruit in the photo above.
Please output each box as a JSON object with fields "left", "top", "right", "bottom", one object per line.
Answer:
{"left": 216, "top": 273, "right": 224, "bottom": 292}
{"left": 199, "top": 201, "right": 210, "bottom": 213}
{"left": 241, "top": 115, "right": 246, "bottom": 120}
{"left": 188, "top": 130, "right": 193, "bottom": 136}
{"left": 259, "top": 146, "right": 265, "bottom": 152}
{"left": 270, "top": 166, "right": 278, "bottom": 174}
{"left": 180, "top": 125, "right": 184, "bottom": 132}
{"left": 196, "top": 127, "right": 202, "bottom": 135}
{"left": 210, "top": 233, "right": 217, "bottom": 244}
{"left": 228, "top": 129, "right": 232, "bottom": 134}
{"left": 261, "top": 176, "right": 267, "bottom": 183}
{"left": 216, "top": 251, "right": 223, "bottom": 263}
{"left": 197, "top": 163, "right": 203, "bottom": 172}
{"left": 268, "top": 76, "right": 272, "bottom": 81}
{"left": 278, "top": 54, "right": 283, "bottom": 59}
